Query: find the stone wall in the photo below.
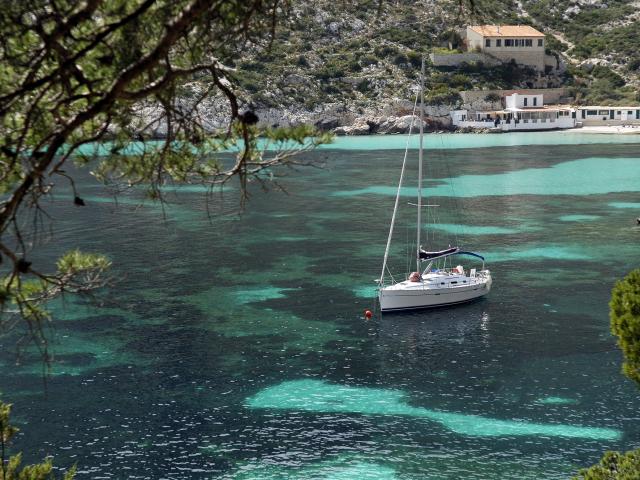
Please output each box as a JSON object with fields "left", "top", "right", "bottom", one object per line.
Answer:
{"left": 429, "top": 52, "right": 501, "bottom": 67}
{"left": 487, "top": 49, "right": 545, "bottom": 71}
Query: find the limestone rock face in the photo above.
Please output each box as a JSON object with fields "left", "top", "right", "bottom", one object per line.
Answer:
{"left": 334, "top": 118, "right": 372, "bottom": 135}
{"left": 332, "top": 114, "right": 434, "bottom": 135}
{"left": 314, "top": 116, "right": 339, "bottom": 131}
{"left": 377, "top": 115, "right": 428, "bottom": 134}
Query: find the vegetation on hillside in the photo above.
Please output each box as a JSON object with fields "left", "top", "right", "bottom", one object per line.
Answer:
{"left": 523, "top": 0, "right": 640, "bottom": 67}
{"left": 231, "top": 0, "right": 640, "bottom": 111}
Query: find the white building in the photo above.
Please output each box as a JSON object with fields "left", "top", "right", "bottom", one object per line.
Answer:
{"left": 576, "top": 106, "right": 640, "bottom": 126}
{"left": 466, "top": 25, "right": 546, "bottom": 71}
{"left": 451, "top": 92, "right": 576, "bottom": 131}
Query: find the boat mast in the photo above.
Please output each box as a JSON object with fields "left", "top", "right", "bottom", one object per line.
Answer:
{"left": 416, "top": 57, "right": 425, "bottom": 273}
{"left": 379, "top": 97, "right": 419, "bottom": 287}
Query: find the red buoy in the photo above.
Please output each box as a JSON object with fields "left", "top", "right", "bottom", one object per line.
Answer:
{"left": 364, "top": 309, "right": 373, "bottom": 319}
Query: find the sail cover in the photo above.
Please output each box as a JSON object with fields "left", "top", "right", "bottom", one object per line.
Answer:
{"left": 419, "top": 246, "right": 459, "bottom": 260}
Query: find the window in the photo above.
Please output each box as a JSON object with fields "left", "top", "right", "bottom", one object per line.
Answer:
{"left": 537, "top": 39, "right": 543, "bottom": 47}
{"left": 533, "top": 97, "right": 537, "bottom": 106}
{"left": 485, "top": 38, "right": 491, "bottom": 47}
{"left": 525, "top": 39, "right": 532, "bottom": 47}
{"left": 496, "top": 39, "right": 501, "bottom": 47}
{"left": 598, "top": 110, "right": 609, "bottom": 115}
{"left": 586, "top": 110, "right": 597, "bottom": 115}
{"left": 505, "top": 39, "right": 514, "bottom": 47}
{"left": 524, "top": 97, "right": 528, "bottom": 106}
{"left": 629, "top": 111, "right": 633, "bottom": 115}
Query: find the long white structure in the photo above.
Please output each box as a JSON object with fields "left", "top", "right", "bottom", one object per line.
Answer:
{"left": 577, "top": 106, "right": 640, "bottom": 126}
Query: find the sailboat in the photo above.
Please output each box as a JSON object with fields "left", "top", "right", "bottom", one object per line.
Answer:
{"left": 377, "top": 60, "right": 492, "bottom": 312}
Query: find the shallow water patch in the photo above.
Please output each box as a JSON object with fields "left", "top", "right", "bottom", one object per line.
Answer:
{"left": 429, "top": 223, "right": 534, "bottom": 235}
{"left": 227, "top": 457, "right": 398, "bottom": 480}
{"left": 246, "top": 380, "right": 621, "bottom": 440}
{"left": 534, "top": 396, "right": 579, "bottom": 405}
{"left": 486, "top": 246, "right": 591, "bottom": 262}
{"left": 558, "top": 215, "right": 600, "bottom": 222}
{"left": 232, "top": 287, "right": 299, "bottom": 305}
{"left": 609, "top": 202, "right": 640, "bottom": 209}
{"left": 187, "top": 286, "right": 344, "bottom": 351}
{"left": 353, "top": 285, "right": 379, "bottom": 299}
{"left": 333, "top": 158, "right": 640, "bottom": 198}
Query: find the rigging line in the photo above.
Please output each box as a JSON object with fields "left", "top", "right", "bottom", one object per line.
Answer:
{"left": 379, "top": 92, "right": 419, "bottom": 285}
{"left": 406, "top": 217, "right": 410, "bottom": 275}
{"left": 416, "top": 58, "right": 425, "bottom": 274}
{"left": 440, "top": 132, "right": 463, "bottom": 247}
{"left": 385, "top": 264, "right": 396, "bottom": 285}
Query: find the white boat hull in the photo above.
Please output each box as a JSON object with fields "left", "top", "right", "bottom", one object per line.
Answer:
{"left": 378, "top": 272, "right": 492, "bottom": 312}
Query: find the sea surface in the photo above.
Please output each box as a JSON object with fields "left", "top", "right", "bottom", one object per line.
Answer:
{"left": 1, "top": 132, "right": 640, "bottom": 479}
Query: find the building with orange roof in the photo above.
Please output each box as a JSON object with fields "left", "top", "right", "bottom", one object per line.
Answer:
{"left": 466, "top": 25, "right": 546, "bottom": 71}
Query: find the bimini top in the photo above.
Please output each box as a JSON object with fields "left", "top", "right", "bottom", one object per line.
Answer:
{"left": 419, "top": 247, "right": 485, "bottom": 262}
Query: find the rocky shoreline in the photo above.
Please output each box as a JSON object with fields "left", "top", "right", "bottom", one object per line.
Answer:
{"left": 139, "top": 90, "right": 636, "bottom": 137}
{"left": 254, "top": 101, "right": 458, "bottom": 135}
{"left": 130, "top": 88, "right": 461, "bottom": 138}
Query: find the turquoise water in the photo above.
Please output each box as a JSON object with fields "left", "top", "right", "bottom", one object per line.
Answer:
{"left": 318, "top": 132, "right": 640, "bottom": 150}
{"left": 559, "top": 215, "right": 601, "bottom": 222}
{"left": 610, "top": 202, "right": 640, "bottom": 209}
{"left": 76, "top": 131, "right": 640, "bottom": 157}
{"left": 247, "top": 379, "right": 620, "bottom": 440}
{"left": 1, "top": 136, "right": 640, "bottom": 478}
{"left": 334, "top": 157, "right": 640, "bottom": 197}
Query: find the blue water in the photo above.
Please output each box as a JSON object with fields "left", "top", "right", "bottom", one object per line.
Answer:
{"left": 1, "top": 136, "right": 640, "bottom": 479}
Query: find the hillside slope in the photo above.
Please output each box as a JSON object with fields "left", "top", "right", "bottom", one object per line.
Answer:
{"left": 229, "top": 0, "right": 638, "bottom": 125}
